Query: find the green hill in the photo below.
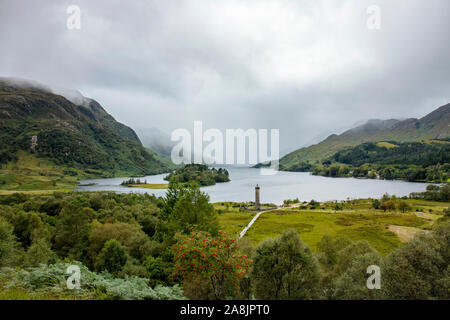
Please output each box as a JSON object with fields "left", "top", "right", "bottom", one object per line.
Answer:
{"left": 312, "top": 139, "right": 450, "bottom": 182}
{"left": 0, "top": 78, "right": 171, "bottom": 190}
{"left": 279, "top": 103, "right": 450, "bottom": 171}
{"left": 330, "top": 140, "right": 450, "bottom": 167}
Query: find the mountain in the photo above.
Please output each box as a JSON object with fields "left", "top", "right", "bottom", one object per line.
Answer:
{"left": 279, "top": 103, "right": 450, "bottom": 171}
{"left": 135, "top": 127, "right": 175, "bottom": 157}
{"left": 0, "top": 78, "right": 170, "bottom": 182}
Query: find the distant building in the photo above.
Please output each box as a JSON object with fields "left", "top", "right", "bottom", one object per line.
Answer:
{"left": 255, "top": 184, "right": 260, "bottom": 210}
{"left": 30, "top": 135, "right": 38, "bottom": 152}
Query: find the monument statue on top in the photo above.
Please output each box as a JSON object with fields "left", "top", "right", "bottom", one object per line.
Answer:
{"left": 255, "top": 184, "right": 260, "bottom": 210}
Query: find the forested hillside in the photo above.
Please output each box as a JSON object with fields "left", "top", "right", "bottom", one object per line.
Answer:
{"left": 0, "top": 79, "right": 170, "bottom": 189}
{"left": 331, "top": 140, "right": 450, "bottom": 167}
{"left": 313, "top": 140, "right": 450, "bottom": 182}
{"left": 279, "top": 103, "right": 450, "bottom": 170}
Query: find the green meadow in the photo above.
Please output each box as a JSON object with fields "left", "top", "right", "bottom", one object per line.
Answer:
{"left": 0, "top": 152, "right": 82, "bottom": 193}
{"left": 128, "top": 183, "right": 169, "bottom": 189}
{"left": 216, "top": 199, "right": 448, "bottom": 255}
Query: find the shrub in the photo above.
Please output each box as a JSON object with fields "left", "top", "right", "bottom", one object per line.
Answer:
{"left": 382, "top": 222, "right": 450, "bottom": 299}
{"left": 398, "top": 201, "right": 411, "bottom": 213}
{"left": 372, "top": 199, "right": 381, "bottom": 210}
{"left": 0, "top": 262, "right": 184, "bottom": 300}
{"left": 95, "top": 239, "right": 127, "bottom": 275}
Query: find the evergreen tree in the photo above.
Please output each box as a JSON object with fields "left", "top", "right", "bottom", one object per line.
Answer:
{"left": 0, "top": 218, "right": 24, "bottom": 267}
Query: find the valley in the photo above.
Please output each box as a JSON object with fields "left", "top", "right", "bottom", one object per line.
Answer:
{"left": 0, "top": 79, "right": 448, "bottom": 302}
{"left": 2, "top": 0, "right": 450, "bottom": 306}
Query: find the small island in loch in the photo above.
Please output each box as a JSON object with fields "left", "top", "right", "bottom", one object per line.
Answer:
{"left": 164, "top": 164, "right": 230, "bottom": 186}
{"left": 121, "top": 178, "right": 169, "bottom": 189}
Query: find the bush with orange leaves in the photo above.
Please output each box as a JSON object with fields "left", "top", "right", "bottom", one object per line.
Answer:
{"left": 172, "top": 230, "right": 252, "bottom": 299}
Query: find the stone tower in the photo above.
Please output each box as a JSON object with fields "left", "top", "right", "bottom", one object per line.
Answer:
{"left": 255, "top": 184, "right": 260, "bottom": 210}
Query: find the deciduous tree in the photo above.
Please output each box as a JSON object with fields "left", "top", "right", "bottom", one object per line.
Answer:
{"left": 172, "top": 230, "right": 251, "bottom": 299}
{"left": 251, "top": 230, "right": 321, "bottom": 299}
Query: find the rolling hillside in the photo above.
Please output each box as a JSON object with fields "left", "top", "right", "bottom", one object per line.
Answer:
{"left": 310, "top": 140, "right": 449, "bottom": 182}
{"left": 0, "top": 78, "right": 170, "bottom": 190}
{"left": 279, "top": 103, "right": 450, "bottom": 171}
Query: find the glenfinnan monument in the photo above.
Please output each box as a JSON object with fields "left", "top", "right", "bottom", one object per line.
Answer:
{"left": 255, "top": 184, "right": 260, "bottom": 210}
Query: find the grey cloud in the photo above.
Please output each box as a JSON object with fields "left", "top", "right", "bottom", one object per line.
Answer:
{"left": 0, "top": 0, "right": 449, "bottom": 154}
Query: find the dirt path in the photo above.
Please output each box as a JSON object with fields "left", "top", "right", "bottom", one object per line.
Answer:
{"left": 239, "top": 203, "right": 320, "bottom": 239}
{"left": 239, "top": 208, "right": 280, "bottom": 239}
{"left": 388, "top": 225, "right": 431, "bottom": 243}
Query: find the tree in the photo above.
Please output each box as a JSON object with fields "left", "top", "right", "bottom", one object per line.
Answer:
{"left": 54, "top": 202, "right": 92, "bottom": 261}
{"left": 372, "top": 199, "right": 381, "bottom": 210}
{"left": 318, "top": 240, "right": 381, "bottom": 299}
{"left": 88, "top": 222, "right": 151, "bottom": 264}
{"left": 164, "top": 164, "right": 229, "bottom": 186}
{"left": 39, "top": 198, "right": 62, "bottom": 216}
{"left": 144, "top": 256, "right": 174, "bottom": 286}
{"left": 382, "top": 222, "right": 450, "bottom": 299}
{"left": 24, "top": 238, "right": 57, "bottom": 267}
{"left": 172, "top": 230, "right": 251, "bottom": 299}
{"left": 328, "top": 164, "right": 340, "bottom": 177}
{"left": 367, "top": 170, "right": 377, "bottom": 179}
{"left": 440, "top": 184, "right": 450, "bottom": 201}
{"left": 333, "top": 252, "right": 384, "bottom": 300}
{"left": 159, "top": 182, "right": 184, "bottom": 220}
{"left": 444, "top": 207, "right": 450, "bottom": 217}
{"left": 309, "top": 200, "right": 320, "bottom": 208}
{"left": 381, "top": 193, "right": 391, "bottom": 202}
{"left": 11, "top": 210, "right": 45, "bottom": 248}
{"left": 316, "top": 235, "right": 352, "bottom": 271}
{"left": 251, "top": 230, "right": 321, "bottom": 299}
{"left": 234, "top": 238, "right": 255, "bottom": 300}
{"left": 398, "top": 201, "right": 411, "bottom": 213}
{"left": 380, "top": 200, "right": 395, "bottom": 212}
{"left": 379, "top": 202, "right": 388, "bottom": 212}
{"left": 0, "top": 218, "right": 24, "bottom": 267}
{"left": 133, "top": 203, "right": 160, "bottom": 237}
{"left": 332, "top": 240, "right": 378, "bottom": 276}
{"left": 316, "top": 235, "right": 353, "bottom": 299}
{"left": 159, "top": 183, "right": 219, "bottom": 239}
{"left": 410, "top": 183, "right": 450, "bottom": 202}
{"left": 338, "top": 165, "right": 350, "bottom": 176}
{"left": 95, "top": 239, "right": 127, "bottom": 275}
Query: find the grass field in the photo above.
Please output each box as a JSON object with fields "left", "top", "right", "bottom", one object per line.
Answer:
{"left": 0, "top": 151, "right": 161, "bottom": 193}
{"left": 128, "top": 183, "right": 169, "bottom": 189}
{"left": 217, "top": 199, "right": 448, "bottom": 255}
{"left": 0, "top": 152, "right": 82, "bottom": 192}
{"left": 218, "top": 210, "right": 257, "bottom": 236}
{"left": 376, "top": 141, "right": 398, "bottom": 149}
{"left": 0, "top": 288, "right": 82, "bottom": 300}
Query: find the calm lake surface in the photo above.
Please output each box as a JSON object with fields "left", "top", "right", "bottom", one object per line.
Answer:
{"left": 76, "top": 167, "right": 429, "bottom": 205}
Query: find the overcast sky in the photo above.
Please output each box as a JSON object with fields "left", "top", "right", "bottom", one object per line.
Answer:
{"left": 1, "top": 0, "right": 449, "bottom": 153}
